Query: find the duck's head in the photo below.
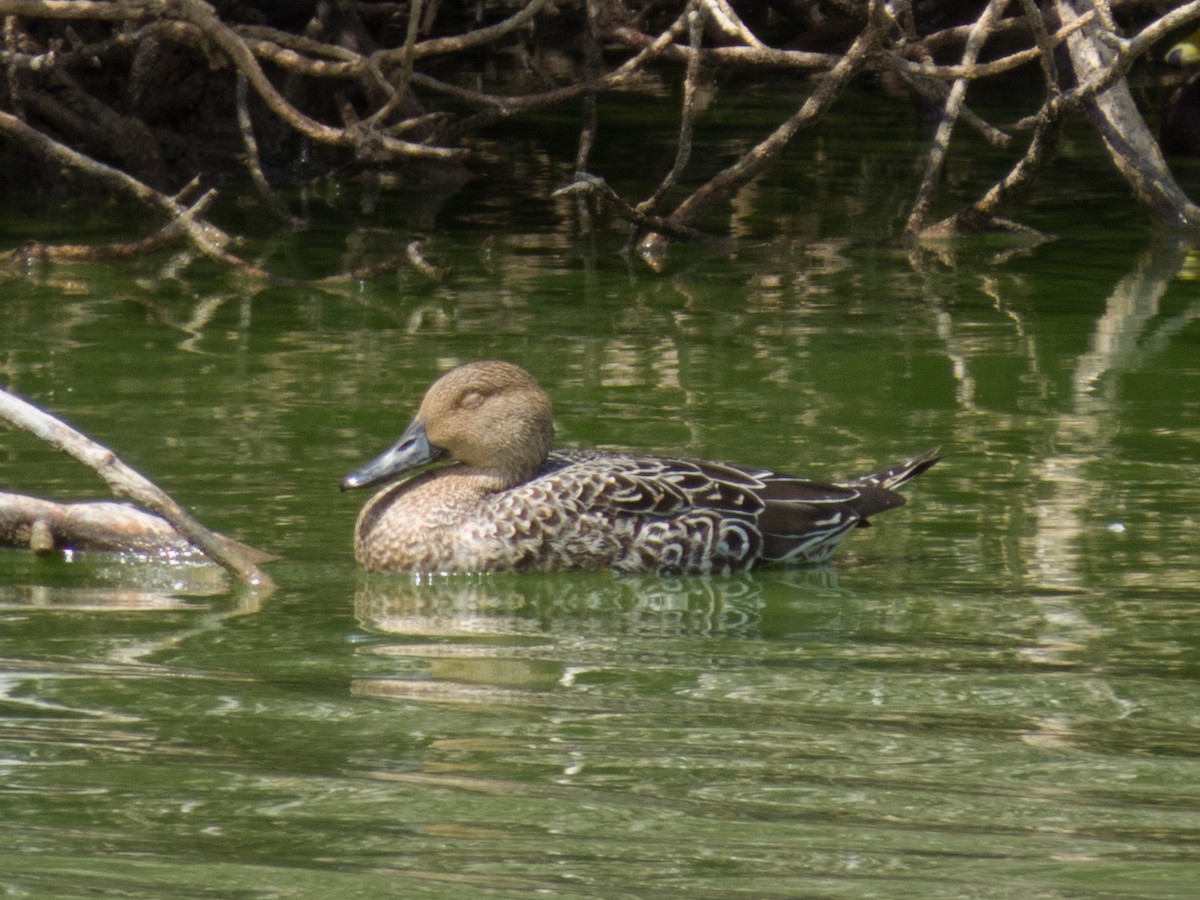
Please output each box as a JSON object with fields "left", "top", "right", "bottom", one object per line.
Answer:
{"left": 341, "top": 360, "right": 555, "bottom": 491}
{"left": 1165, "top": 29, "right": 1200, "bottom": 67}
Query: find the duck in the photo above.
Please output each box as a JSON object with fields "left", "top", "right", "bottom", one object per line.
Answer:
{"left": 340, "top": 361, "right": 940, "bottom": 575}
{"left": 1161, "top": 28, "right": 1200, "bottom": 156}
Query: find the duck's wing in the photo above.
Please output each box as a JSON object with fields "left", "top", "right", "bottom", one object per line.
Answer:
{"left": 545, "top": 449, "right": 806, "bottom": 515}
{"left": 542, "top": 450, "right": 870, "bottom": 565}
{"left": 747, "top": 470, "right": 871, "bottom": 563}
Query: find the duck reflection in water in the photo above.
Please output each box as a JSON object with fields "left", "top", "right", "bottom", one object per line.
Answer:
{"left": 341, "top": 361, "right": 938, "bottom": 575}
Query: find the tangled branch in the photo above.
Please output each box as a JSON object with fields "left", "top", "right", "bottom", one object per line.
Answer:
{"left": 0, "top": 0, "right": 1197, "bottom": 275}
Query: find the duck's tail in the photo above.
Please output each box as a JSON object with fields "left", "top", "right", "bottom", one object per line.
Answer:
{"left": 854, "top": 446, "right": 942, "bottom": 491}
{"left": 840, "top": 447, "right": 942, "bottom": 522}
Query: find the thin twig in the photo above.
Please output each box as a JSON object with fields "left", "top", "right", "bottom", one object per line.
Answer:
{"left": 637, "top": 5, "right": 705, "bottom": 215}
{"left": 235, "top": 74, "right": 302, "bottom": 227}
{"left": 3, "top": 14, "right": 22, "bottom": 118}
{"left": 609, "top": 24, "right": 838, "bottom": 71}
{"left": 701, "top": 0, "right": 765, "bottom": 49}
{"left": 404, "top": 240, "right": 451, "bottom": 282}
{"left": 1019, "top": 0, "right": 1060, "bottom": 96}
{"left": 922, "top": 115, "right": 1061, "bottom": 238}
{"left": 896, "top": 71, "right": 1011, "bottom": 147}
{"left": 362, "top": 0, "right": 424, "bottom": 127}
{"left": 572, "top": 0, "right": 603, "bottom": 235}
{"left": 919, "top": 0, "right": 1063, "bottom": 238}
{"left": 428, "top": 10, "right": 693, "bottom": 141}
{"left": 392, "top": 0, "right": 549, "bottom": 62}
{"left": 905, "top": 0, "right": 1011, "bottom": 237}
{"left": 664, "top": 12, "right": 882, "bottom": 229}
{"left": 0, "top": 109, "right": 247, "bottom": 259}
{"left": 574, "top": 0, "right": 602, "bottom": 176}
{"left": 552, "top": 173, "right": 709, "bottom": 240}
{"left": 1, "top": 191, "right": 218, "bottom": 267}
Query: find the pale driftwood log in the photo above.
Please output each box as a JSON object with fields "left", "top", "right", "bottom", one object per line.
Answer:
{"left": 1056, "top": 0, "right": 1200, "bottom": 228}
{"left": 0, "top": 492, "right": 200, "bottom": 556}
{"left": 0, "top": 492, "right": 274, "bottom": 563}
{"left": 0, "top": 388, "right": 274, "bottom": 587}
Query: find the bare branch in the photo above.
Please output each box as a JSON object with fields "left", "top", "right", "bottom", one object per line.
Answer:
{"left": 637, "top": 5, "right": 706, "bottom": 215}
{"left": 0, "top": 388, "right": 274, "bottom": 587}
{"left": 0, "top": 109, "right": 235, "bottom": 248}
{"left": 664, "top": 13, "right": 881, "bottom": 230}
{"left": 0, "top": 0, "right": 1197, "bottom": 259}
{"left": 396, "top": 0, "right": 550, "bottom": 62}
{"left": 0, "top": 191, "right": 217, "bottom": 268}
{"left": 1055, "top": 0, "right": 1200, "bottom": 227}
{"left": 236, "top": 74, "right": 302, "bottom": 227}
{"left": 905, "top": 0, "right": 1011, "bottom": 237}
{"left": 552, "top": 173, "right": 708, "bottom": 240}
{"left": 0, "top": 0, "right": 464, "bottom": 162}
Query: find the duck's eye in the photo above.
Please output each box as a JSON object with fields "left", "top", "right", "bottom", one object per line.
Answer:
{"left": 460, "top": 390, "right": 485, "bottom": 410}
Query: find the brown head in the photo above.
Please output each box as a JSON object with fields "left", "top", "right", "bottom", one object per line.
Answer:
{"left": 341, "top": 361, "right": 555, "bottom": 491}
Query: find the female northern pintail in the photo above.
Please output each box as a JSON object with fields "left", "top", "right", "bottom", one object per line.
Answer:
{"left": 341, "top": 361, "right": 939, "bottom": 575}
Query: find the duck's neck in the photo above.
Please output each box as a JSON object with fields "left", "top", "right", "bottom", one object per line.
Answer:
{"left": 460, "top": 460, "right": 541, "bottom": 491}
{"left": 464, "top": 429, "right": 552, "bottom": 488}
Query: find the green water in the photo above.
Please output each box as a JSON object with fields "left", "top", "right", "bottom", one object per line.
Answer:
{"left": 3, "top": 93, "right": 1200, "bottom": 897}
